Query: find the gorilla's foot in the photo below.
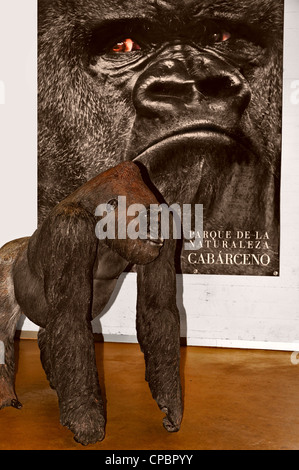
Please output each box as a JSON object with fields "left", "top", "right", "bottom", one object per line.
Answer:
{"left": 161, "top": 405, "right": 182, "bottom": 433}
{"left": 156, "top": 388, "right": 183, "bottom": 433}
{"left": 0, "top": 368, "right": 22, "bottom": 410}
{"left": 60, "top": 398, "right": 106, "bottom": 446}
{"left": 148, "top": 373, "right": 183, "bottom": 433}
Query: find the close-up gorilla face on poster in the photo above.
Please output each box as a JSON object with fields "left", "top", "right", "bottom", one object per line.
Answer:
{"left": 38, "top": 0, "right": 284, "bottom": 276}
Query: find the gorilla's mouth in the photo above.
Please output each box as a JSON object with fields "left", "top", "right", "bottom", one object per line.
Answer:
{"left": 145, "top": 236, "right": 164, "bottom": 247}
{"left": 130, "top": 123, "right": 255, "bottom": 205}
{"left": 133, "top": 124, "right": 239, "bottom": 162}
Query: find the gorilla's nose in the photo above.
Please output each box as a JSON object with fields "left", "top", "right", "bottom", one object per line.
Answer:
{"left": 133, "top": 55, "right": 251, "bottom": 119}
{"left": 133, "top": 59, "right": 196, "bottom": 117}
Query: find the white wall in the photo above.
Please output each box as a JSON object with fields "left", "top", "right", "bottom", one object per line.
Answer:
{"left": 0, "top": 1, "right": 37, "bottom": 244}
{"left": 0, "top": 0, "right": 298, "bottom": 351}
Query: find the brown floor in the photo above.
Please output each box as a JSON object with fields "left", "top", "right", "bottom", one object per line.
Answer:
{"left": 0, "top": 339, "right": 299, "bottom": 450}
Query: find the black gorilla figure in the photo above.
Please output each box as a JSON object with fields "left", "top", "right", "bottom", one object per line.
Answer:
{"left": 0, "top": 163, "right": 180, "bottom": 446}
{"left": 39, "top": 0, "right": 284, "bottom": 275}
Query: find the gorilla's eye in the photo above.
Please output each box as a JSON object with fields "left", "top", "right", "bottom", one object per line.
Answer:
{"left": 111, "top": 38, "right": 141, "bottom": 53}
{"left": 106, "top": 199, "right": 118, "bottom": 212}
{"left": 212, "top": 31, "right": 231, "bottom": 44}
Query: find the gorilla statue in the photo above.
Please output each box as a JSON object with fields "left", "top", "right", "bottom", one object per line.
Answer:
{"left": 0, "top": 162, "right": 179, "bottom": 445}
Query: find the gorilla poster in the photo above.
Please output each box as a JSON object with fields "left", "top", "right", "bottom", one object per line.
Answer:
{"left": 38, "top": 0, "right": 284, "bottom": 276}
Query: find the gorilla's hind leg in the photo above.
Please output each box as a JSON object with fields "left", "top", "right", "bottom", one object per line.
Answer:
{"left": 38, "top": 328, "right": 55, "bottom": 389}
{"left": 0, "top": 239, "right": 26, "bottom": 410}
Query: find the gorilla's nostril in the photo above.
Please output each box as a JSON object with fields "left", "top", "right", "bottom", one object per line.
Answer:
{"left": 197, "top": 76, "right": 234, "bottom": 98}
{"left": 147, "top": 78, "right": 195, "bottom": 102}
{"left": 133, "top": 59, "right": 198, "bottom": 116}
{"left": 196, "top": 75, "right": 247, "bottom": 101}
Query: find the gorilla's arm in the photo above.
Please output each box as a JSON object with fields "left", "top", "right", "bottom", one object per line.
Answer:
{"left": 136, "top": 237, "right": 182, "bottom": 432}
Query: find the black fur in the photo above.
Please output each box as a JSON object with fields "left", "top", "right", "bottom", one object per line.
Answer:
{"left": 0, "top": 162, "right": 181, "bottom": 445}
